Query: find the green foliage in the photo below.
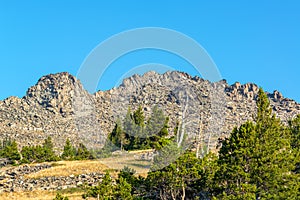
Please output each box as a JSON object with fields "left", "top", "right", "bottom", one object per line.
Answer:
{"left": 61, "top": 139, "right": 76, "bottom": 160}
{"left": 114, "top": 177, "right": 133, "bottom": 200}
{"left": 20, "top": 136, "right": 59, "bottom": 163}
{"left": 146, "top": 105, "right": 166, "bottom": 137}
{"left": 289, "top": 114, "right": 300, "bottom": 174}
{"left": 118, "top": 166, "right": 137, "bottom": 185}
{"left": 83, "top": 167, "right": 137, "bottom": 200}
{"left": 43, "top": 136, "right": 60, "bottom": 162}
{"left": 75, "top": 143, "right": 94, "bottom": 160}
{"left": 150, "top": 116, "right": 171, "bottom": 150}
{"left": 147, "top": 150, "right": 214, "bottom": 199}
{"left": 133, "top": 106, "right": 145, "bottom": 127}
{"left": 61, "top": 139, "right": 94, "bottom": 161}
{"left": 0, "top": 138, "right": 20, "bottom": 161}
{"left": 109, "top": 119, "right": 129, "bottom": 151}
{"left": 1, "top": 88, "right": 299, "bottom": 200}
{"left": 20, "top": 138, "right": 94, "bottom": 164}
{"left": 150, "top": 140, "right": 180, "bottom": 172}
{"left": 53, "top": 193, "right": 69, "bottom": 200}
{"left": 213, "top": 88, "right": 299, "bottom": 199}
{"left": 21, "top": 145, "right": 41, "bottom": 163}
{"left": 289, "top": 114, "right": 300, "bottom": 149}
{"left": 83, "top": 171, "right": 114, "bottom": 199}
{"left": 118, "top": 166, "right": 146, "bottom": 197}
{"left": 214, "top": 122, "right": 258, "bottom": 198}
{"left": 95, "top": 140, "right": 118, "bottom": 158}
{"left": 108, "top": 105, "right": 171, "bottom": 151}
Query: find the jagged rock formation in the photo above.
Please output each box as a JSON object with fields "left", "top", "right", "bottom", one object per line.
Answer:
{"left": 0, "top": 71, "right": 299, "bottom": 152}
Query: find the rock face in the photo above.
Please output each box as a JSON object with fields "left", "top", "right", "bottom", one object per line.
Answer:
{"left": 0, "top": 71, "right": 299, "bottom": 152}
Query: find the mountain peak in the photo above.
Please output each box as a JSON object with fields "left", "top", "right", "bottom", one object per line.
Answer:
{"left": 0, "top": 70, "right": 299, "bottom": 151}
{"left": 24, "top": 72, "right": 87, "bottom": 116}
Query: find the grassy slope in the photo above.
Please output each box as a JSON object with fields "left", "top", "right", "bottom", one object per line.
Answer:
{"left": 0, "top": 150, "right": 152, "bottom": 200}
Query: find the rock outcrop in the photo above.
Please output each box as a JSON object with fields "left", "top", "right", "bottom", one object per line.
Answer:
{"left": 0, "top": 71, "right": 299, "bottom": 152}
{"left": 0, "top": 164, "right": 104, "bottom": 192}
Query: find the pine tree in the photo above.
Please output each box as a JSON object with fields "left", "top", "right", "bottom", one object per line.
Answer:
{"left": 83, "top": 171, "right": 113, "bottom": 199}
{"left": 109, "top": 119, "right": 128, "bottom": 151}
{"left": 123, "top": 107, "right": 136, "bottom": 150}
{"left": 214, "top": 122, "right": 257, "bottom": 199}
{"left": 42, "top": 136, "right": 59, "bottom": 162}
{"left": 133, "top": 105, "right": 145, "bottom": 127}
{"left": 288, "top": 114, "right": 300, "bottom": 174}
{"left": 118, "top": 166, "right": 138, "bottom": 187}
{"left": 0, "top": 139, "right": 21, "bottom": 161}
{"left": 146, "top": 105, "right": 166, "bottom": 137}
{"left": 76, "top": 143, "right": 93, "bottom": 160}
{"left": 61, "top": 139, "right": 76, "bottom": 160}
{"left": 114, "top": 177, "right": 133, "bottom": 200}
{"left": 148, "top": 151, "right": 204, "bottom": 199}
{"left": 253, "top": 88, "right": 298, "bottom": 199}
{"left": 214, "top": 88, "right": 299, "bottom": 199}
{"left": 289, "top": 114, "right": 300, "bottom": 149}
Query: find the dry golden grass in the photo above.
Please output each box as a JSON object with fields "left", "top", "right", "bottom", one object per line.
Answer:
{"left": 0, "top": 190, "right": 83, "bottom": 200}
{"left": 128, "top": 149, "right": 153, "bottom": 154}
{"left": 25, "top": 160, "right": 109, "bottom": 179}
{"left": 99, "top": 152, "right": 151, "bottom": 177}
{"left": 1, "top": 151, "right": 153, "bottom": 199}
{"left": 24, "top": 152, "right": 151, "bottom": 179}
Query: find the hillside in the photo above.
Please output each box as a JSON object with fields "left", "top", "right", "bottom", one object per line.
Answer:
{"left": 0, "top": 71, "right": 299, "bottom": 152}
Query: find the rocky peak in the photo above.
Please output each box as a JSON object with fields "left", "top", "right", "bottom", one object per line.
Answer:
{"left": 24, "top": 72, "right": 87, "bottom": 116}
{"left": 269, "top": 90, "right": 283, "bottom": 102}
{"left": 26, "top": 72, "right": 77, "bottom": 99}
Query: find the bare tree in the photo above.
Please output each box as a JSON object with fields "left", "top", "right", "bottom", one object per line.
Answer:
{"left": 177, "top": 95, "right": 191, "bottom": 148}
{"left": 196, "top": 114, "right": 202, "bottom": 159}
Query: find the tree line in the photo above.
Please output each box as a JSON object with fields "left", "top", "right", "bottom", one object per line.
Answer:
{"left": 0, "top": 137, "right": 94, "bottom": 165}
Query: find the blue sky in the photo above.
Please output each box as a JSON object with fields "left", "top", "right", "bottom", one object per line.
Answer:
{"left": 0, "top": 1, "right": 300, "bottom": 101}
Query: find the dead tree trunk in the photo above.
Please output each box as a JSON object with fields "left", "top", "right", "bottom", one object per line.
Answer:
{"left": 178, "top": 96, "right": 189, "bottom": 148}
{"left": 196, "top": 115, "right": 202, "bottom": 159}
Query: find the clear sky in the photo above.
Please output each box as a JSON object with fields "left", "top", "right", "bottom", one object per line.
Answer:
{"left": 0, "top": 1, "right": 299, "bottom": 101}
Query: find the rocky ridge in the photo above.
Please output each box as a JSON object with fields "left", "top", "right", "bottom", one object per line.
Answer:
{"left": 0, "top": 71, "right": 299, "bottom": 152}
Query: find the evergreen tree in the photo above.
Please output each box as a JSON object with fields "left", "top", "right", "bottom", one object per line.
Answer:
{"left": 114, "top": 176, "right": 133, "bottom": 200}
{"left": 21, "top": 145, "right": 45, "bottom": 163}
{"left": 288, "top": 114, "right": 300, "bottom": 174}
{"left": 151, "top": 140, "right": 180, "bottom": 172}
{"left": 146, "top": 105, "right": 166, "bottom": 137}
{"left": 133, "top": 105, "right": 145, "bottom": 127}
{"left": 61, "top": 139, "right": 76, "bottom": 160}
{"left": 214, "top": 122, "right": 257, "bottom": 199}
{"left": 0, "top": 138, "right": 20, "bottom": 161}
{"left": 253, "top": 88, "right": 298, "bottom": 199}
{"left": 109, "top": 119, "right": 128, "bottom": 151}
{"left": 118, "top": 166, "right": 137, "bottom": 187}
{"left": 42, "top": 136, "right": 59, "bottom": 162}
{"left": 214, "top": 88, "right": 299, "bottom": 199}
{"left": 76, "top": 143, "right": 93, "bottom": 160}
{"left": 194, "top": 152, "right": 219, "bottom": 199}
{"left": 121, "top": 105, "right": 171, "bottom": 150}
{"left": 151, "top": 117, "right": 171, "bottom": 150}
{"left": 289, "top": 114, "right": 300, "bottom": 149}
{"left": 83, "top": 171, "right": 113, "bottom": 199}
{"left": 148, "top": 151, "right": 203, "bottom": 199}
{"left": 123, "top": 107, "right": 136, "bottom": 150}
